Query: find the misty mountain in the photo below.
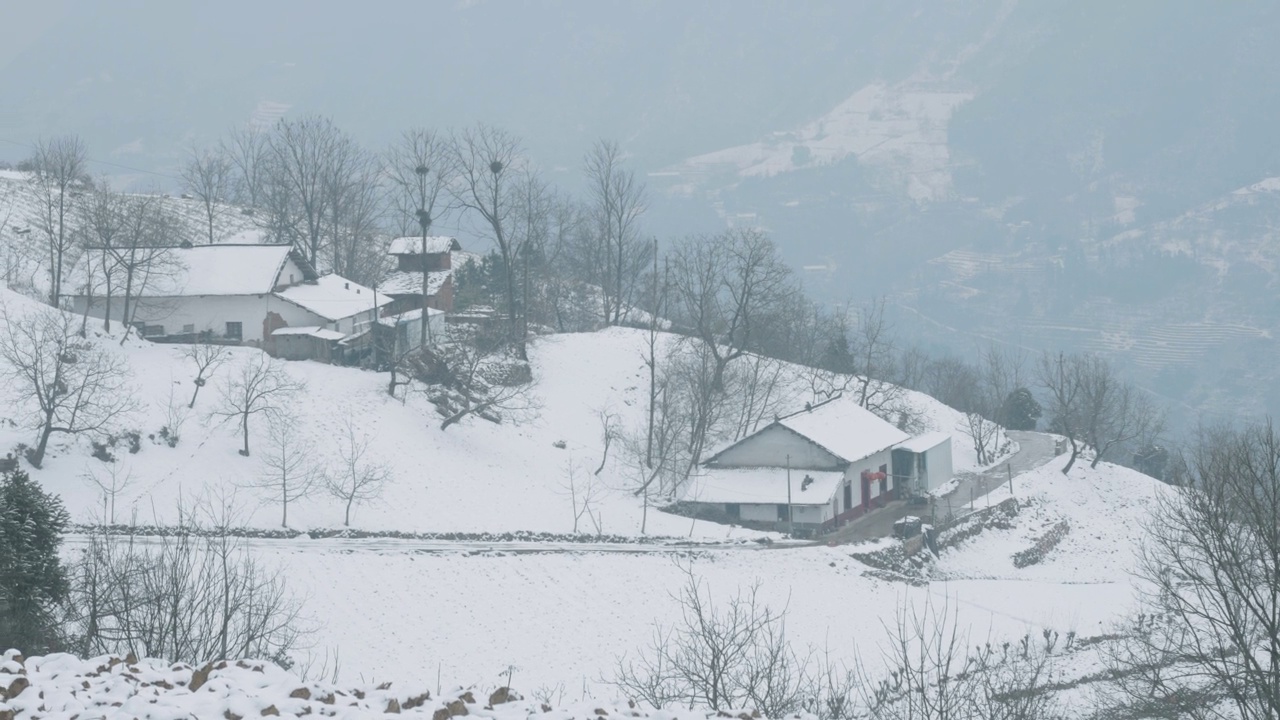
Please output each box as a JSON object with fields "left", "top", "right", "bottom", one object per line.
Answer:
{"left": 3, "top": 0, "right": 1278, "bottom": 424}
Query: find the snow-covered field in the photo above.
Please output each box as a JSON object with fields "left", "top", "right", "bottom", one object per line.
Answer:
{"left": 0, "top": 286, "right": 1172, "bottom": 702}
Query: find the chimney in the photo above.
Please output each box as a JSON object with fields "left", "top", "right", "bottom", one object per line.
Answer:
{"left": 344, "top": 282, "right": 350, "bottom": 290}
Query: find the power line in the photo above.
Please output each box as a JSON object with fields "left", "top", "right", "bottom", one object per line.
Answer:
{"left": 0, "top": 137, "right": 181, "bottom": 182}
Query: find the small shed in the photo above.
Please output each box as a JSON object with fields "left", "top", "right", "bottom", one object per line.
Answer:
{"left": 270, "top": 326, "right": 347, "bottom": 362}
{"left": 892, "top": 432, "right": 954, "bottom": 496}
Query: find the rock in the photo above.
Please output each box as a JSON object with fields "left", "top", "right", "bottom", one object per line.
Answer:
{"left": 403, "top": 692, "right": 431, "bottom": 709}
{"left": 261, "top": 704, "right": 280, "bottom": 716}
{"left": 594, "top": 709, "right": 609, "bottom": 716}
{"left": 446, "top": 699, "right": 469, "bottom": 716}
{"left": 488, "top": 687, "right": 513, "bottom": 706}
{"left": 189, "top": 663, "right": 214, "bottom": 692}
{"left": 319, "top": 693, "right": 335, "bottom": 705}
{"left": 386, "top": 698, "right": 401, "bottom": 714}
{"left": 0, "top": 709, "right": 14, "bottom": 720}
{"left": 432, "top": 708, "right": 451, "bottom": 720}
{"left": 541, "top": 704, "right": 553, "bottom": 713}
{"left": 376, "top": 681, "right": 393, "bottom": 691}
{"left": 224, "top": 712, "right": 243, "bottom": 720}
{"left": 6, "top": 676, "right": 30, "bottom": 699}
{"left": 125, "top": 652, "right": 138, "bottom": 665}
{"left": 289, "top": 688, "right": 311, "bottom": 700}
{"left": 459, "top": 691, "right": 475, "bottom": 704}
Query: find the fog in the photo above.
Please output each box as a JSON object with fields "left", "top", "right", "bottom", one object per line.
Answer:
{"left": 3, "top": 0, "right": 1278, "bottom": 429}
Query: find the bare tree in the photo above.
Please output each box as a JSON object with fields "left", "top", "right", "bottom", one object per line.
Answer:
{"left": 265, "top": 115, "right": 341, "bottom": 267}
{"left": 211, "top": 352, "right": 304, "bottom": 456}
{"left": 25, "top": 134, "right": 87, "bottom": 306}
{"left": 612, "top": 564, "right": 815, "bottom": 717}
{"left": 320, "top": 133, "right": 384, "bottom": 283}
{"left": 324, "top": 418, "right": 391, "bottom": 526}
{"left": 81, "top": 462, "right": 135, "bottom": 525}
{"left": 1037, "top": 352, "right": 1164, "bottom": 473}
{"left": 583, "top": 139, "right": 649, "bottom": 326}
{"left": 0, "top": 304, "right": 136, "bottom": 468}
{"left": 108, "top": 194, "right": 184, "bottom": 340}
{"left": 560, "top": 462, "right": 602, "bottom": 535}
{"left": 667, "top": 228, "right": 796, "bottom": 394}
{"left": 242, "top": 417, "right": 319, "bottom": 528}
{"left": 1037, "top": 351, "right": 1085, "bottom": 474}
{"left": 68, "top": 503, "right": 306, "bottom": 665}
{"left": 184, "top": 338, "right": 230, "bottom": 408}
{"left": 1074, "top": 354, "right": 1165, "bottom": 469}
{"left": 222, "top": 124, "right": 269, "bottom": 209}
{"left": 848, "top": 298, "right": 912, "bottom": 423}
{"left": 858, "top": 597, "right": 1064, "bottom": 720}
{"left": 450, "top": 124, "right": 527, "bottom": 358}
{"left": 180, "top": 147, "right": 234, "bottom": 244}
{"left": 385, "top": 127, "right": 456, "bottom": 345}
{"left": 1107, "top": 420, "right": 1280, "bottom": 720}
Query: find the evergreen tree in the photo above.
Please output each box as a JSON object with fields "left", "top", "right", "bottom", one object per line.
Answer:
{"left": 1001, "top": 387, "right": 1043, "bottom": 431}
{"left": 0, "top": 465, "right": 70, "bottom": 653}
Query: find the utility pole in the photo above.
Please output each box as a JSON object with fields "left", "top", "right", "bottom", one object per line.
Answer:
{"left": 415, "top": 164, "right": 432, "bottom": 348}
{"left": 786, "top": 454, "right": 794, "bottom": 536}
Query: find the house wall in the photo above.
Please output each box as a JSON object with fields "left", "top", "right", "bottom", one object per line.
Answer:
{"left": 273, "top": 257, "right": 308, "bottom": 289}
{"left": 729, "top": 502, "right": 833, "bottom": 530}
{"left": 71, "top": 294, "right": 328, "bottom": 345}
{"left": 395, "top": 253, "right": 451, "bottom": 272}
{"left": 709, "top": 424, "right": 843, "bottom": 470}
{"left": 921, "top": 439, "right": 954, "bottom": 493}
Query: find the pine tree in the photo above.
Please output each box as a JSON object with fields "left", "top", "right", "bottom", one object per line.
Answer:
{"left": 1000, "top": 387, "right": 1043, "bottom": 431}
{"left": 0, "top": 464, "right": 71, "bottom": 653}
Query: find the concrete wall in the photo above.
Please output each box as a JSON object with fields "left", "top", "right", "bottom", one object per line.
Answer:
{"left": 710, "top": 424, "right": 843, "bottom": 470}
{"left": 922, "top": 439, "right": 954, "bottom": 493}
{"left": 71, "top": 294, "right": 331, "bottom": 344}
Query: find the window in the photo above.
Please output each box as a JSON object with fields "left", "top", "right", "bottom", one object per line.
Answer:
{"left": 143, "top": 324, "right": 165, "bottom": 337}
{"left": 776, "top": 504, "right": 791, "bottom": 521}
{"left": 725, "top": 504, "right": 740, "bottom": 519}
{"left": 225, "top": 321, "right": 243, "bottom": 340}
{"left": 182, "top": 324, "right": 195, "bottom": 334}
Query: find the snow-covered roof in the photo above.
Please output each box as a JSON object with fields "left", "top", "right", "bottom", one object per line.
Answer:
{"left": 271, "top": 326, "right": 346, "bottom": 341}
{"left": 273, "top": 274, "right": 392, "bottom": 322}
{"left": 71, "top": 244, "right": 305, "bottom": 297}
{"left": 388, "top": 236, "right": 461, "bottom": 255}
{"left": 775, "top": 396, "right": 910, "bottom": 464}
{"left": 379, "top": 269, "right": 452, "bottom": 296}
{"left": 895, "top": 431, "right": 950, "bottom": 454}
{"left": 685, "top": 467, "right": 844, "bottom": 506}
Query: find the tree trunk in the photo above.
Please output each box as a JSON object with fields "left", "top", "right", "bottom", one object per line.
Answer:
{"left": 188, "top": 378, "right": 203, "bottom": 409}
{"left": 1062, "top": 436, "right": 1080, "bottom": 474}
{"left": 30, "top": 422, "right": 54, "bottom": 468}
{"left": 344, "top": 496, "right": 353, "bottom": 526}
{"left": 240, "top": 414, "right": 251, "bottom": 456}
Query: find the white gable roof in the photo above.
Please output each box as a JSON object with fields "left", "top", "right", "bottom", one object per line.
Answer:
{"left": 388, "top": 236, "right": 461, "bottom": 255}
{"left": 895, "top": 431, "right": 950, "bottom": 453}
{"left": 774, "top": 395, "right": 910, "bottom": 464}
{"left": 685, "top": 467, "right": 844, "bottom": 506}
{"left": 73, "top": 244, "right": 300, "bottom": 297}
{"left": 273, "top": 274, "right": 393, "bottom": 322}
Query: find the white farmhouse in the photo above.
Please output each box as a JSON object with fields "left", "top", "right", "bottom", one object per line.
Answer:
{"left": 684, "top": 395, "right": 953, "bottom": 534}
{"left": 65, "top": 243, "right": 444, "bottom": 363}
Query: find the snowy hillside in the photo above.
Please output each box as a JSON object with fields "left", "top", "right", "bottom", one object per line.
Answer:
{"left": 0, "top": 285, "right": 1176, "bottom": 703}
{"left": 0, "top": 286, "right": 989, "bottom": 537}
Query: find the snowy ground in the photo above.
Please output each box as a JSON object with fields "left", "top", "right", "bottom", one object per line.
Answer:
{"left": 0, "top": 287, "right": 1172, "bottom": 703}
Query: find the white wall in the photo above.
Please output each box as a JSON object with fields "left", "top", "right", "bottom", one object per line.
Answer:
{"left": 710, "top": 424, "right": 843, "bottom": 470}
{"left": 72, "top": 294, "right": 327, "bottom": 343}
{"left": 841, "top": 448, "right": 895, "bottom": 507}
{"left": 739, "top": 504, "right": 778, "bottom": 523}
{"left": 922, "top": 439, "right": 954, "bottom": 493}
